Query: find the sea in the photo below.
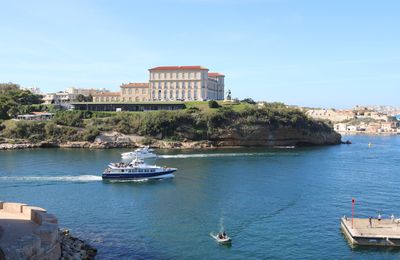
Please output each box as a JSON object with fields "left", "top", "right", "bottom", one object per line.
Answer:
{"left": 1, "top": 135, "right": 400, "bottom": 259}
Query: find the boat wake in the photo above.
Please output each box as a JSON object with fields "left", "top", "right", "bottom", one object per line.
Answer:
{"left": 158, "top": 153, "right": 270, "bottom": 159}
{"left": 0, "top": 175, "right": 102, "bottom": 182}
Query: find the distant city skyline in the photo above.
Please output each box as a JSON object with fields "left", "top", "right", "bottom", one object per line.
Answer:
{"left": 1, "top": 0, "right": 400, "bottom": 108}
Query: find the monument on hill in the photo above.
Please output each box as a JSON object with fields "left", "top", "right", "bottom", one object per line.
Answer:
{"left": 224, "top": 89, "right": 232, "bottom": 102}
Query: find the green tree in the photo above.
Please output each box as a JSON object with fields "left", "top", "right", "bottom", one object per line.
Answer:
{"left": 208, "top": 100, "right": 220, "bottom": 108}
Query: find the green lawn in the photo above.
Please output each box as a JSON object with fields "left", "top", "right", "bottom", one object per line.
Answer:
{"left": 184, "top": 101, "right": 254, "bottom": 113}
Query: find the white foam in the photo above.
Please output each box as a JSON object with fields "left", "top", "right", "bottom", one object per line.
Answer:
{"left": 0, "top": 175, "right": 102, "bottom": 182}
{"left": 158, "top": 153, "right": 263, "bottom": 159}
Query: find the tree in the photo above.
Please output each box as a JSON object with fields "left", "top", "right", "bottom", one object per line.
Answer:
{"left": 208, "top": 100, "right": 220, "bottom": 108}
{"left": 76, "top": 94, "right": 86, "bottom": 102}
{"left": 0, "top": 83, "right": 42, "bottom": 119}
{"left": 241, "top": 98, "right": 256, "bottom": 104}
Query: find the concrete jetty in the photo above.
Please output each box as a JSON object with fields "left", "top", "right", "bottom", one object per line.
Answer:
{"left": 341, "top": 217, "right": 400, "bottom": 247}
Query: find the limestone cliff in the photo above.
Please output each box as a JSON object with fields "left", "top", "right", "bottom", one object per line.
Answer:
{"left": 209, "top": 125, "right": 341, "bottom": 146}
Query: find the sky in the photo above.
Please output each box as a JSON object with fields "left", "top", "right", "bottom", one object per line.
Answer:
{"left": 0, "top": 0, "right": 399, "bottom": 108}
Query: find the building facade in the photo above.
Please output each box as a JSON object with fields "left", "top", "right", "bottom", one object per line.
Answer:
{"left": 92, "top": 92, "right": 121, "bottom": 103}
{"left": 65, "top": 87, "right": 110, "bottom": 96}
{"left": 120, "top": 83, "right": 149, "bottom": 102}
{"left": 43, "top": 92, "right": 77, "bottom": 107}
{"left": 148, "top": 66, "right": 224, "bottom": 101}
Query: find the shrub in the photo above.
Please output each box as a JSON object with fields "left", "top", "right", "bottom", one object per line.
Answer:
{"left": 208, "top": 100, "right": 220, "bottom": 108}
{"left": 81, "top": 126, "right": 100, "bottom": 142}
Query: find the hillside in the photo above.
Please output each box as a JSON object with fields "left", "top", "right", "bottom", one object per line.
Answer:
{"left": 0, "top": 100, "right": 341, "bottom": 149}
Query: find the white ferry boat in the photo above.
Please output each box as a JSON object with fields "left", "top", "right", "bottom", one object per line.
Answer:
{"left": 121, "top": 146, "right": 157, "bottom": 160}
{"left": 102, "top": 157, "right": 176, "bottom": 181}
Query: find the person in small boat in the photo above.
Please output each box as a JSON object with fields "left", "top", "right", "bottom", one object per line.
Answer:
{"left": 222, "top": 231, "right": 226, "bottom": 238}
{"left": 218, "top": 233, "right": 223, "bottom": 239}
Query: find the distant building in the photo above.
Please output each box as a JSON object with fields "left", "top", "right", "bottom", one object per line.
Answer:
{"left": 92, "top": 92, "right": 121, "bottom": 103}
{"left": 65, "top": 87, "right": 110, "bottom": 96}
{"left": 148, "top": 66, "right": 225, "bottom": 101}
{"left": 16, "top": 112, "right": 53, "bottom": 121}
{"left": 306, "top": 109, "right": 355, "bottom": 123}
{"left": 92, "top": 83, "right": 150, "bottom": 102}
{"left": 120, "top": 83, "right": 149, "bottom": 102}
{"left": 334, "top": 123, "right": 347, "bottom": 132}
{"left": 21, "top": 87, "right": 42, "bottom": 95}
{"left": 72, "top": 102, "right": 185, "bottom": 112}
{"left": 43, "top": 92, "right": 76, "bottom": 107}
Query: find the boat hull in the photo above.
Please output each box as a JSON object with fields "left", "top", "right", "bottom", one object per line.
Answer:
{"left": 210, "top": 233, "right": 232, "bottom": 244}
{"left": 102, "top": 169, "right": 176, "bottom": 180}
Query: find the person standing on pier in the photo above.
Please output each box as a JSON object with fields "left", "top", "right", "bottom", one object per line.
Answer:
{"left": 369, "top": 217, "right": 372, "bottom": 228}
{"left": 378, "top": 213, "right": 382, "bottom": 221}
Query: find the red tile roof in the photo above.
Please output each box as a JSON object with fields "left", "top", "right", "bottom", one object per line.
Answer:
{"left": 208, "top": 72, "right": 225, "bottom": 77}
{"left": 92, "top": 92, "right": 120, "bottom": 96}
{"left": 149, "top": 66, "right": 208, "bottom": 71}
{"left": 120, "top": 83, "right": 149, "bottom": 88}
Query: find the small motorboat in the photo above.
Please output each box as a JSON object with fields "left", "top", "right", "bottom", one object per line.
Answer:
{"left": 121, "top": 146, "right": 157, "bottom": 160}
{"left": 210, "top": 232, "right": 232, "bottom": 245}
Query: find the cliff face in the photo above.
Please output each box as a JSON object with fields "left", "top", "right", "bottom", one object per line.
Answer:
{"left": 208, "top": 125, "right": 341, "bottom": 146}
{"left": 0, "top": 126, "right": 341, "bottom": 150}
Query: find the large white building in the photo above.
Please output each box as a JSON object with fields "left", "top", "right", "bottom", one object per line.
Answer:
{"left": 148, "top": 66, "right": 224, "bottom": 101}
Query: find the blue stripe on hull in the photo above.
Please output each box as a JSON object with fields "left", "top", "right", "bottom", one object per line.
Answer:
{"left": 102, "top": 170, "right": 176, "bottom": 180}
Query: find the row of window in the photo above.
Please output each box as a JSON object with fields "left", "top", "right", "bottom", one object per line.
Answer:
{"left": 122, "top": 88, "right": 147, "bottom": 94}
{"left": 120, "top": 169, "right": 156, "bottom": 173}
{"left": 152, "top": 90, "right": 199, "bottom": 99}
{"left": 94, "top": 96, "right": 148, "bottom": 102}
{"left": 151, "top": 72, "right": 206, "bottom": 80}
{"left": 151, "top": 81, "right": 202, "bottom": 89}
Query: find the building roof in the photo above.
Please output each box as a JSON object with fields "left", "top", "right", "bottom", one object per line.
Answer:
{"left": 92, "top": 92, "right": 120, "bottom": 96}
{"left": 208, "top": 72, "right": 225, "bottom": 77}
{"left": 149, "top": 66, "right": 208, "bottom": 71}
{"left": 120, "top": 83, "right": 149, "bottom": 88}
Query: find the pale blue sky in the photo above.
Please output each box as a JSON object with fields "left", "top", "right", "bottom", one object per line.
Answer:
{"left": 1, "top": 0, "right": 399, "bottom": 108}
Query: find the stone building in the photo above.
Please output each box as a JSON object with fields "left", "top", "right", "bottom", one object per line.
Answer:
{"left": 43, "top": 92, "right": 77, "bottom": 107}
{"left": 120, "top": 83, "right": 149, "bottom": 102}
{"left": 92, "top": 92, "right": 121, "bottom": 102}
{"left": 306, "top": 109, "right": 355, "bottom": 123}
{"left": 148, "top": 66, "right": 224, "bottom": 101}
{"left": 65, "top": 87, "right": 110, "bottom": 96}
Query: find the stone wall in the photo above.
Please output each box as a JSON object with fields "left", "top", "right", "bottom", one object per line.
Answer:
{"left": 0, "top": 201, "right": 61, "bottom": 260}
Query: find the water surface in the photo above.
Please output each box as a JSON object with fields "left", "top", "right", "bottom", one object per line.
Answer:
{"left": 1, "top": 135, "right": 400, "bottom": 259}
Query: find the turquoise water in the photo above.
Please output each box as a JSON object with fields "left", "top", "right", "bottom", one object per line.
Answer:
{"left": 1, "top": 135, "right": 400, "bottom": 259}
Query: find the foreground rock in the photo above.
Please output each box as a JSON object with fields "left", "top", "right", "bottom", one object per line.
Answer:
{"left": 59, "top": 229, "right": 97, "bottom": 260}
{"left": 0, "top": 202, "right": 96, "bottom": 260}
